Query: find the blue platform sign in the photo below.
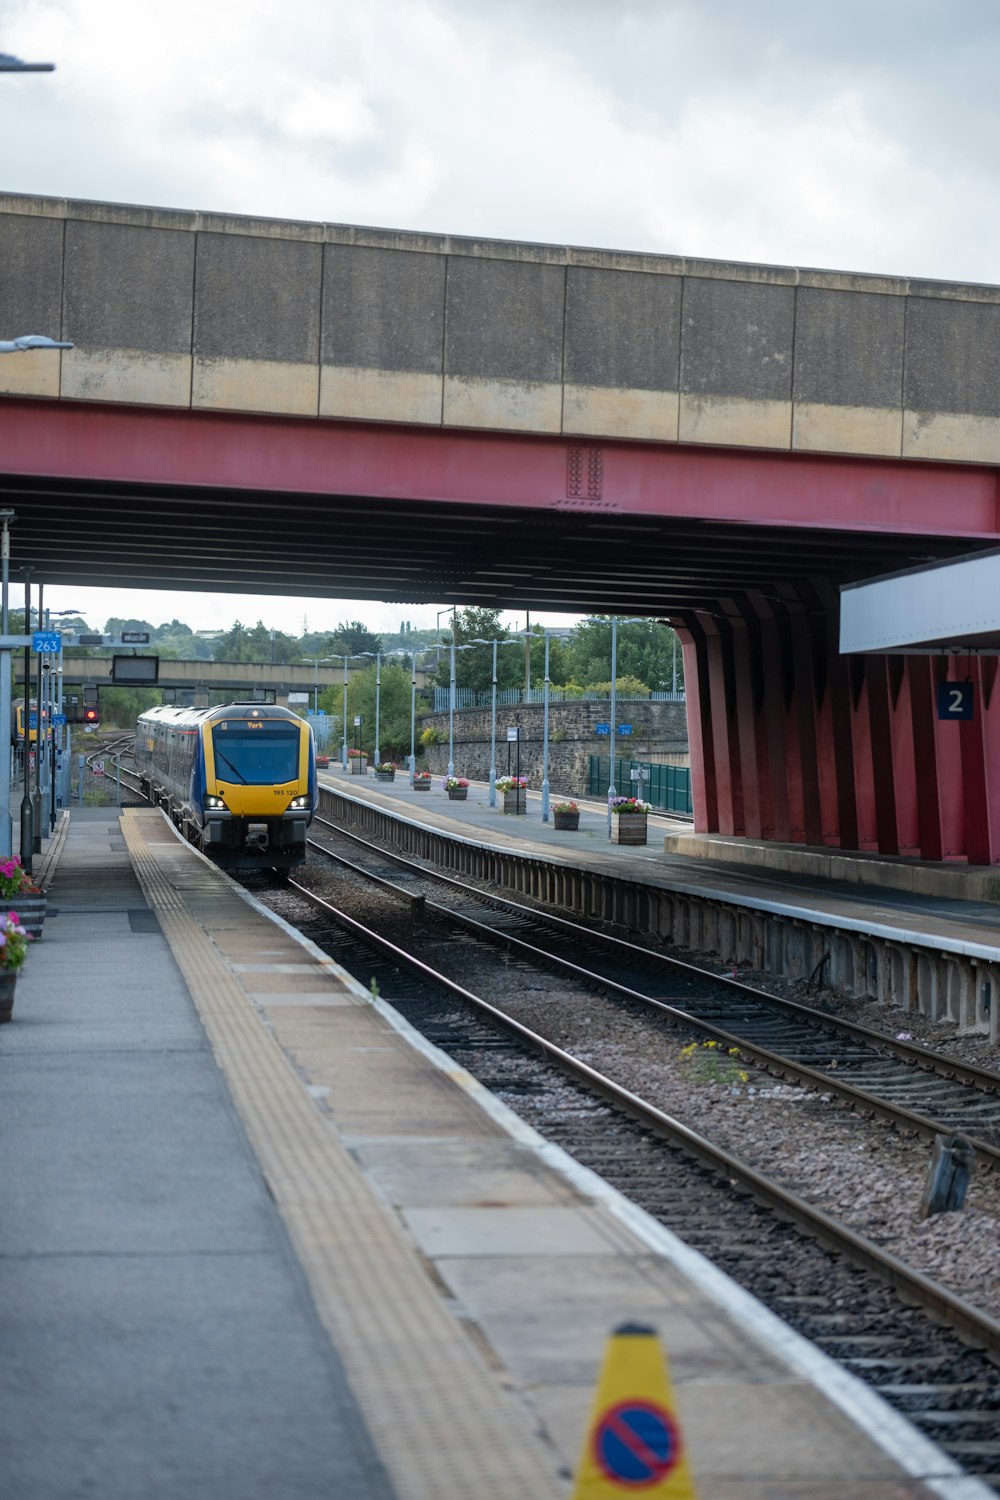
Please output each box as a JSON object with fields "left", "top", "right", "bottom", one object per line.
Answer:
{"left": 33, "top": 630, "right": 62, "bottom": 654}
{"left": 617, "top": 723, "right": 633, "bottom": 736}
{"left": 28, "top": 712, "right": 37, "bottom": 729}
{"left": 937, "top": 681, "right": 974, "bottom": 721}
{"left": 52, "top": 713, "right": 67, "bottom": 726}
{"left": 595, "top": 722, "right": 610, "bottom": 735}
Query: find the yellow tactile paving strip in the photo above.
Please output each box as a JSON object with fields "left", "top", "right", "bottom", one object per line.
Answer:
{"left": 121, "top": 810, "right": 563, "bottom": 1500}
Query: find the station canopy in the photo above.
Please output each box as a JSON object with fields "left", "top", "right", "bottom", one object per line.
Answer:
{"left": 840, "top": 547, "right": 1000, "bottom": 655}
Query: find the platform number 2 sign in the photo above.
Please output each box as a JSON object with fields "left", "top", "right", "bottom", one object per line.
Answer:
{"left": 937, "top": 681, "right": 974, "bottom": 721}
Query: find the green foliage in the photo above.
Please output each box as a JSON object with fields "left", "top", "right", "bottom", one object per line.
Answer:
{"left": 342, "top": 662, "right": 415, "bottom": 759}
{"left": 564, "top": 617, "right": 683, "bottom": 693}
{"left": 213, "top": 620, "right": 300, "bottom": 664}
{"left": 587, "top": 675, "right": 652, "bottom": 697}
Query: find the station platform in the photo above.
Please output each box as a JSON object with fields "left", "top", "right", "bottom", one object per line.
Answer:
{"left": 322, "top": 765, "right": 1000, "bottom": 962}
{"left": 0, "top": 805, "right": 990, "bottom": 1498}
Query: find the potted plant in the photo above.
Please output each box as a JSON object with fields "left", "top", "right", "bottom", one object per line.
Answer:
{"left": 610, "top": 796, "right": 651, "bottom": 845}
{"left": 0, "top": 855, "right": 46, "bottom": 940}
{"left": 552, "top": 800, "right": 580, "bottom": 831}
{"left": 412, "top": 769, "right": 432, "bottom": 791}
{"left": 442, "top": 776, "right": 470, "bottom": 801}
{"left": 347, "top": 748, "right": 368, "bottom": 775}
{"left": 495, "top": 775, "right": 527, "bottom": 814}
{"left": 0, "top": 911, "right": 31, "bottom": 1023}
{"left": 375, "top": 762, "right": 396, "bottom": 782}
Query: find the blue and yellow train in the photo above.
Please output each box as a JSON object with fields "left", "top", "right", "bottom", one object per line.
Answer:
{"left": 133, "top": 703, "right": 317, "bottom": 872}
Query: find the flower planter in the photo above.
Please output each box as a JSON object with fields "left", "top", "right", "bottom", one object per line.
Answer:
{"left": 500, "top": 791, "right": 526, "bottom": 815}
{"left": 375, "top": 770, "right": 395, "bottom": 783}
{"left": 0, "top": 971, "right": 16, "bottom": 1024}
{"left": 447, "top": 787, "right": 468, "bottom": 801}
{"left": 611, "top": 813, "right": 648, "bottom": 846}
{"left": 413, "top": 778, "right": 432, "bottom": 792}
{"left": 349, "top": 757, "right": 368, "bottom": 775}
{"left": 12, "top": 894, "right": 46, "bottom": 941}
{"left": 553, "top": 811, "right": 580, "bottom": 831}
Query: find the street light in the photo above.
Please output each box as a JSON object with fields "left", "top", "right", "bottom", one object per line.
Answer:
{"left": 321, "top": 653, "right": 355, "bottom": 768}
{"left": 0, "top": 53, "right": 56, "bottom": 71}
{"left": 402, "top": 647, "right": 434, "bottom": 786}
{"left": 357, "top": 651, "right": 383, "bottom": 766}
{"left": 539, "top": 628, "right": 574, "bottom": 823}
{"left": 469, "top": 635, "right": 528, "bottom": 807}
{"left": 0, "top": 333, "right": 73, "bottom": 352}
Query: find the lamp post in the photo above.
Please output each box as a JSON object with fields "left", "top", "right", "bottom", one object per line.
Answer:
{"left": 19, "top": 570, "right": 32, "bottom": 871}
{"left": 447, "top": 611, "right": 457, "bottom": 778}
{"left": 469, "top": 635, "right": 529, "bottom": 807}
{"left": 358, "top": 651, "right": 383, "bottom": 765}
{"left": 608, "top": 617, "right": 618, "bottom": 838}
{"left": 405, "top": 648, "right": 433, "bottom": 785}
{"left": 539, "top": 628, "right": 573, "bottom": 823}
{"left": 43, "top": 612, "right": 80, "bottom": 832}
{"left": 0, "top": 511, "right": 13, "bottom": 858}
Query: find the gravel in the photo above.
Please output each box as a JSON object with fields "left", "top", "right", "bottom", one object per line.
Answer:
{"left": 268, "top": 852, "right": 1000, "bottom": 1324}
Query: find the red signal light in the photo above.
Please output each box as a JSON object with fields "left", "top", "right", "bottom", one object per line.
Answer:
{"left": 83, "top": 706, "right": 100, "bottom": 725}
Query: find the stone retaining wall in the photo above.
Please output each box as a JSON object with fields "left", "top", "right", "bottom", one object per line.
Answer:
{"left": 416, "top": 700, "right": 688, "bottom": 796}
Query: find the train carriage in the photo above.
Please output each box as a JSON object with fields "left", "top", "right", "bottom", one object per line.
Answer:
{"left": 134, "top": 702, "right": 316, "bottom": 872}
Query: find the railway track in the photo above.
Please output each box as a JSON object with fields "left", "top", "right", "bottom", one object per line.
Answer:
{"left": 305, "top": 814, "right": 1000, "bottom": 1158}
{"left": 261, "top": 866, "right": 1000, "bottom": 1490}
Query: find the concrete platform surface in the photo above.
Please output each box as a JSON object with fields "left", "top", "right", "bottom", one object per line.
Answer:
{"left": 0, "top": 806, "right": 991, "bottom": 1499}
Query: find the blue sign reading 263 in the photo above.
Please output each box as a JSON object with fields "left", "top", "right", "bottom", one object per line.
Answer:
{"left": 33, "top": 631, "right": 62, "bottom": 654}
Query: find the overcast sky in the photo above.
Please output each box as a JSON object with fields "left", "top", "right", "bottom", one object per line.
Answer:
{"left": 4, "top": 0, "right": 998, "bottom": 635}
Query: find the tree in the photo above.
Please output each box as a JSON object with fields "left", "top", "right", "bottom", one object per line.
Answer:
{"left": 332, "top": 619, "right": 382, "bottom": 656}
{"left": 563, "top": 617, "right": 682, "bottom": 692}
{"left": 213, "top": 620, "right": 299, "bottom": 664}
{"left": 430, "top": 607, "right": 524, "bottom": 696}
{"left": 337, "top": 662, "right": 414, "bottom": 761}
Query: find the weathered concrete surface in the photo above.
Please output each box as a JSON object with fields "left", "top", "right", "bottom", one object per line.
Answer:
{"left": 6, "top": 192, "right": 1000, "bottom": 462}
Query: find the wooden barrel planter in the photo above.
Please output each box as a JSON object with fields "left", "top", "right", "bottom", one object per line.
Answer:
{"left": 553, "top": 810, "right": 580, "bottom": 831}
{"left": 413, "top": 777, "right": 432, "bottom": 792}
{"left": 0, "top": 972, "right": 16, "bottom": 1024}
{"left": 12, "top": 894, "right": 46, "bottom": 941}
{"left": 447, "top": 788, "right": 468, "bottom": 801}
{"left": 375, "top": 770, "right": 395, "bottom": 783}
{"left": 500, "top": 791, "right": 527, "bottom": 815}
{"left": 611, "top": 813, "right": 648, "bottom": 845}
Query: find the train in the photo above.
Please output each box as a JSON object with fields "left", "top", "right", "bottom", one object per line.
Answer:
{"left": 12, "top": 699, "right": 42, "bottom": 744}
{"left": 133, "top": 702, "right": 317, "bottom": 872}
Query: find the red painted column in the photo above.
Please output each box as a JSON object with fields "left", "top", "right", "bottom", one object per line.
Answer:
{"left": 959, "top": 660, "right": 995, "bottom": 864}
{"left": 674, "top": 620, "right": 718, "bottom": 833}
{"left": 865, "top": 657, "right": 900, "bottom": 856}
{"left": 783, "top": 595, "right": 824, "bottom": 847}
{"left": 702, "top": 616, "right": 745, "bottom": 837}
{"left": 907, "top": 657, "right": 943, "bottom": 862}
{"left": 750, "top": 597, "right": 791, "bottom": 842}
{"left": 725, "top": 604, "right": 762, "bottom": 839}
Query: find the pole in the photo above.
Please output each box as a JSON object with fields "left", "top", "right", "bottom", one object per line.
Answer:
{"left": 672, "top": 631, "right": 677, "bottom": 694}
{"left": 607, "top": 617, "right": 618, "bottom": 838}
{"left": 313, "top": 659, "right": 318, "bottom": 714}
{"left": 525, "top": 611, "right": 531, "bottom": 695}
{"left": 374, "top": 652, "right": 381, "bottom": 767}
{"left": 489, "top": 639, "right": 498, "bottom": 808}
{"left": 541, "top": 631, "right": 551, "bottom": 822}
{"left": 448, "top": 609, "right": 456, "bottom": 778}
{"left": 33, "top": 585, "right": 43, "bottom": 852}
{"left": 0, "top": 512, "right": 12, "bottom": 858}
{"left": 20, "top": 572, "right": 32, "bottom": 872}
{"left": 341, "top": 657, "right": 349, "bottom": 769}
{"left": 410, "top": 651, "right": 417, "bottom": 785}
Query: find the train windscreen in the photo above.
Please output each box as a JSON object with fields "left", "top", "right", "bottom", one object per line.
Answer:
{"left": 211, "top": 723, "right": 300, "bottom": 784}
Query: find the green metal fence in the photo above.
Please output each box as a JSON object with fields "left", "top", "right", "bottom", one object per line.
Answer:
{"left": 588, "top": 755, "right": 693, "bottom": 817}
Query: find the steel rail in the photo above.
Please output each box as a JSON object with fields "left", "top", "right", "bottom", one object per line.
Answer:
{"left": 286, "top": 871, "right": 1000, "bottom": 1360}
{"left": 306, "top": 821, "right": 1000, "bottom": 1162}
{"left": 311, "top": 813, "right": 1000, "bottom": 1095}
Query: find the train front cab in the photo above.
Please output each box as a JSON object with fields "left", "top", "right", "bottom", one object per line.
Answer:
{"left": 199, "top": 708, "right": 315, "bottom": 871}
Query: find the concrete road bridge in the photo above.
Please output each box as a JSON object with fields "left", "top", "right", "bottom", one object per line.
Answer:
{"left": 3, "top": 193, "right": 1000, "bottom": 861}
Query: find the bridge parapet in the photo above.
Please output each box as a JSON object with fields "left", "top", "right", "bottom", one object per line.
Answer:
{"left": 4, "top": 193, "right": 1000, "bottom": 465}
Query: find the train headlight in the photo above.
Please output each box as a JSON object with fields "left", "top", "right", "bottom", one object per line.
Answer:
{"left": 289, "top": 795, "right": 311, "bottom": 809}
{"left": 205, "top": 795, "right": 227, "bottom": 810}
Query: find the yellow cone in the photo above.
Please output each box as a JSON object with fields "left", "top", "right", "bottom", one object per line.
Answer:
{"left": 571, "top": 1323, "right": 699, "bottom": 1499}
